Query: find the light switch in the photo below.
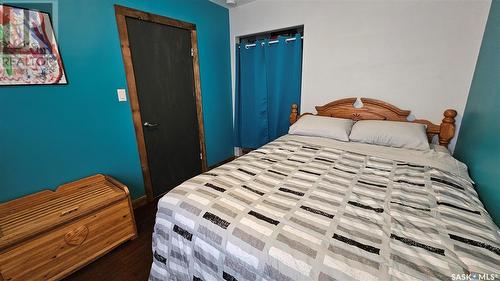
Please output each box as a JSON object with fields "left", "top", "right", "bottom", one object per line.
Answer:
{"left": 117, "top": 89, "right": 127, "bottom": 102}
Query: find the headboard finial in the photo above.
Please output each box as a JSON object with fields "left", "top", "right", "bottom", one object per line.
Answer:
{"left": 290, "top": 104, "right": 299, "bottom": 125}
{"left": 439, "top": 109, "right": 457, "bottom": 147}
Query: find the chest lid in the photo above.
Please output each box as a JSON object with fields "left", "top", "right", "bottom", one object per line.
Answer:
{"left": 0, "top": 174, "right": 128, "bottom": 251}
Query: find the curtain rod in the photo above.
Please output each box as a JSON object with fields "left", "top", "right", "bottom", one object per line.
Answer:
{"left": 242, "top": 36, "right": 304, "bottom": 48}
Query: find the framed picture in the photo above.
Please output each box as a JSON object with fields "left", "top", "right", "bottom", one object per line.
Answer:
{"left": 0, "top": 3, "right": 67, "bottom": 85}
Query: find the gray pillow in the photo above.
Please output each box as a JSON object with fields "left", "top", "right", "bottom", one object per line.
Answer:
{"left": 289, "top": 115, "right": 354, "bottom": 142}
{"left": 349, "top": 120, "right": 430, "bottom": 150}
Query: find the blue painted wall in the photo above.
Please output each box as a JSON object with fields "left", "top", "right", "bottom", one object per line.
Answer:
{"left": 455, "top": 0, "right": 499, "bottom": 226}
{"left": 0, "top": 0, "right": 233, "bottom": 200}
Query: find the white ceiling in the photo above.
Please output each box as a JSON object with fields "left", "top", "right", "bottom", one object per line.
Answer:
{"left": 209, "top": 0, "right": 256, "bottom": 9}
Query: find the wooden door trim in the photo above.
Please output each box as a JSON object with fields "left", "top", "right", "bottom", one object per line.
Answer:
{"left": 115, "top": 5, "right": 196, "bottom": 30}
{"left": 114, "top": 5, "right": 208, "bottom": 202}
{"left": 190, "top": 30, "right": 208, "bottom": 173}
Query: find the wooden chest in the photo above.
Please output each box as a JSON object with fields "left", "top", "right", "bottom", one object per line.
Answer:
{"left": 0, "top": 174, "right": 138, "bottom": 281}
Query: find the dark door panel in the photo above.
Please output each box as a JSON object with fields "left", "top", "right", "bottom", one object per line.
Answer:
{"left": 126, "top": 17, "right": 201, "bottom": 197}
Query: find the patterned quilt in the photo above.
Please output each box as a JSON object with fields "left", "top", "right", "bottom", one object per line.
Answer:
{"left": 149, "top": 136, "right": 500, "bottom": 281}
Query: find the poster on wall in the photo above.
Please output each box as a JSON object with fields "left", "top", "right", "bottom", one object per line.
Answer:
{"left": 0, "top": 4, "right": 67, "bottom": 85}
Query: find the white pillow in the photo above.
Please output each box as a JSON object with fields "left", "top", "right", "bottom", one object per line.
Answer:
{"left": 349, "top": 120, "right": 430, "bottom": 151}
{"left": 288, "top": 115, "right": 354, "bottom": 142}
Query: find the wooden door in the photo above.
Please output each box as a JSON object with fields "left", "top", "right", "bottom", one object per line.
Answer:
{"left": 115, "top": 6, "right": 207, "bottom": 199}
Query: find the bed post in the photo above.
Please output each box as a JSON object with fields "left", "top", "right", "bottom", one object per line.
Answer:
{"left": 439, "top": 109, "right": 457, "bottom": 148}
{"left": 290, "top": 104, "right": 299, "bottom": 125}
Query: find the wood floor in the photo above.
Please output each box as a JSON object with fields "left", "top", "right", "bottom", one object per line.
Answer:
{"left": 63, "top": 200, "right": 158, "bottom": 281}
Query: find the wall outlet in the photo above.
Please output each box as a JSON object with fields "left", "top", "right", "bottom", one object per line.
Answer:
{"left": 117, "top": 89, "right": 127, "bottom": 102}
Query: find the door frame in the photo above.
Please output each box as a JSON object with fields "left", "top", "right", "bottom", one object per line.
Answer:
{"left": 115, "top": 5, "right": 208, "bottom": 202}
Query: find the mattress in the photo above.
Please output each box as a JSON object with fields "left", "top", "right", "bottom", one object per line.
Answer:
{"left": 149, "top": 135, "right": 500, "bottom": 281}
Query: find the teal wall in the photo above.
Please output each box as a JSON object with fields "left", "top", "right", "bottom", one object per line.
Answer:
{"left": 0, "top": 0, "right": 233, "bottom": 200}
{"left": 455, "top": 0, "right": 499, "bottom": 226}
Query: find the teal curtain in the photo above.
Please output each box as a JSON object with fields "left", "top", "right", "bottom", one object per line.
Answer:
{"left": 235, "top": 34, "right": 303, "bottom": 148}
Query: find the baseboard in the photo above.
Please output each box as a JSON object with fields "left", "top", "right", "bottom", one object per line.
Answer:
{"left": 132, "top": 195, "right": 148, "bottom": 209}
{"left": 132, "top": 157, "right": 236, "bottom": 206}
{"left": 208, "top": 156, "right": 236, "bottom": 170}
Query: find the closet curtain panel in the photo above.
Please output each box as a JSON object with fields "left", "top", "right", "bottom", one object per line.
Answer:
{"left": 235, "top": 34, "right": 303, "bottom": 149}
{"left": 235, "top": 39, "right": 269, "bottom": 149}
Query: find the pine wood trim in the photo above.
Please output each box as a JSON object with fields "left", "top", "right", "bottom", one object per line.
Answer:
{"left": 114, "top": 5, "right": 195, "bottom": 30}
{"left": 290, "top": 98, "right": 457, "bottom": 148}
{"left": 114, "top": 8, "right": 153, "bottom": 201}
{"left": 114, "top": 5, "right": 207, "bottom": 202}
{"left": 191, "top": 30, "right": 208, "bottom": 172}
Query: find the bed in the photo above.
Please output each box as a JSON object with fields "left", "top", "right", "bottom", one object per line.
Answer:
{"left": 149, "top": 98, "right": 500, "bottom": 281}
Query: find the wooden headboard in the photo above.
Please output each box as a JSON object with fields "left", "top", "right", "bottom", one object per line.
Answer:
{"left": 289, "top": 98, "right": 457, "bottom": 148}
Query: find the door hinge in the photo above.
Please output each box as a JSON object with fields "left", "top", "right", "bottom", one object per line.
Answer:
{"left": 191, "top": 48, "right": 194, "bottom": 57}
{"left": 200, "top": 153, "right": 203, "bottom": 159}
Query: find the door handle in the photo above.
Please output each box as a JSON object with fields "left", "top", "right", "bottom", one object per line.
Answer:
{"left": 143, "top": 122, "right": 159, "bottom": 127}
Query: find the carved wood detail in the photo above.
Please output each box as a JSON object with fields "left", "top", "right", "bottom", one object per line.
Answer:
{"left": 64, "top": 225, "right": 89, "bottom": 246}
{"left": 290, "top": 98, "right": 457, "bottom": 148}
